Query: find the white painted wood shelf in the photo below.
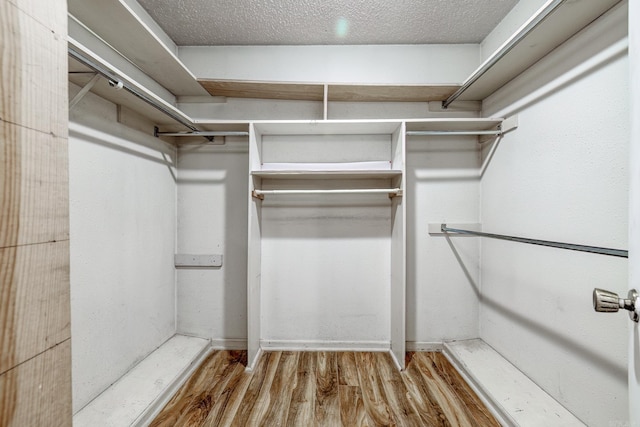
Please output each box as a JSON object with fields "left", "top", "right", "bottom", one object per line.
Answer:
{"left": 453, "top": 0, "right": 621, "bottom": 103}
{"left": 444, "top": 339, "right": 586, "bottom": 427}
{"left": 247, "top": 120, "right": 407, "bottom": 370}
{"left": 198, "top": 79, "right": 460, "bottom": 102}
{"left": 68, "top": 1, "right": 207, "bottom": 97}
{"left": 68, "top": 0, "right": 620, "bottom": 131}
{"left": 251, "top": 170, "right": 403, "bottom": 180}
{"left": 73, "top": 335, "right": 210, "bottom": 427}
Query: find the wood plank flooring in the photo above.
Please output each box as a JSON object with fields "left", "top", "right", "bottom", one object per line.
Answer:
{"left": 150, "top": 351, "right": 500, "bottom": 427}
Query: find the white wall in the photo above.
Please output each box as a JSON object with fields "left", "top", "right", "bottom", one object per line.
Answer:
{"left": 176, "top": 103, "right": 481, "bottom": 348}
{"left": 176, "top": 140, "right": 249, "bottom": 344}
{"left": 479, "top": 5, "right": 629, "bottom": 426}
{"left": 406, "top": 135, "right": 482, "bottom": 345}
{"left": 179, "top": 44, "right": 479, "bottom": 84}
{"left": 69, "top": 86, "right": 177, "bottom": 412}
{"left": 261, "top": 196, "right": 392, "bottom": 348}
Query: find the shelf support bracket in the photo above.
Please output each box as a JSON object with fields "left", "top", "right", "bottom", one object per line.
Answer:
{"left": 69, "top": 73, "right": 101, "bottom": 111}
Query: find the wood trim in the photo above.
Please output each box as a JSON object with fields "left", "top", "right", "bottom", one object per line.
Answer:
{"left": 328, "top": 84, "right": 459, "bottom": 102}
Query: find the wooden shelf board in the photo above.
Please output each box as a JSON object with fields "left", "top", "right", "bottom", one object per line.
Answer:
{"left": 328, "top": 84, "right": 459, "bottom": 102}
{"left": 69, "top": 58, "right": 194, "bottom": 129}
{"left": 199, "top": 79, "right": 325, "bottom": 101}
{"left": 252, "top": 170, "right": 403, "bottom": 180}
{"left": 252, "top": 120, "right": 402, "bottom": 135}
{"left": 69, "top": 62, "right": 186, "bottom": 128}
{"left": 457, "top": 0, "right": 621, "bottom": 101}
{"left": 198, "top": 80, "right": 462, "bottom": 103}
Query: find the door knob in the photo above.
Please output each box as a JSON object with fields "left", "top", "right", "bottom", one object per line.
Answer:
{"left": 593, "top": 288, "right": 639, "bottom": 322}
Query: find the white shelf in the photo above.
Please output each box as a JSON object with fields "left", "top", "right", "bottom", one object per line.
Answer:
{"left": 68, "top": 0, "right": 208, "bottom": 97}
{"left": 252, "top": 170, "right": 402, "bottom": 180}
{"left": 198, "top": 79, "right": 460, "bottom": 102}
{"left": 73, "top": 335, "right": 210, "bottom": 427}
{"left": 252, "top": 120, "right": 403, "bottom": 135}
{"left": 454, "top": 0, "right": 621, "bottom": 102}
{"left": 444, "top": 339, "right": 585, "bottom": 426}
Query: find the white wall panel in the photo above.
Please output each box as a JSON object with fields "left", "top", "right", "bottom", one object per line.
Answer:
{"left": 260, "top": 199, "right": 392, "bottom": 346}
{"left": 176, "top": 140, "right": 249, "bottom": 340}
{"left": 180, "top": 44, "right": 479, "bottom": 84}
{"left": 480, "top": 9, "right": 629, "bottom": 425}
{"left": 406, "top": 136, "right": 481, "bottom": 343}
{"left": 69, "top": 86, "right": 177, "bottom": 412}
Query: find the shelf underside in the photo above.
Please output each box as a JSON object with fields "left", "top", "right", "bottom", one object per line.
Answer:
{"left": 199, "top": 80, "right": 461, "bottom": 102}
{"left": 252, "top": 170, "right": 402, "bottom": 180}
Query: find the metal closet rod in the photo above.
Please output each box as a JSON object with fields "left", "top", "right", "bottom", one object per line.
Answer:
{"left": 441, "top": 224, "right": 628, "bottom": 258}
{"left": 68, "top": 46, "right": 198, "bottom": 132}
{"left": 254, "top": 188, "right": 402, "bottom": 196}
{"left": 154, "top": 128, "right": 249, "bottom": 138}
{"left": 406, "top": 130, "right": 502, "bottom": 136}
{"left": 442, "top": 0, "right": 566, "bottom": 109}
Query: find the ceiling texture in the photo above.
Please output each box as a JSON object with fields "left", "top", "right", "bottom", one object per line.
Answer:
{"left": 137, "top": 0, "right": 519, "bottom": 46}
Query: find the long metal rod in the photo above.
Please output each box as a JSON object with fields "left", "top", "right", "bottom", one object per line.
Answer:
{"left": 441, "top": 224, "right": 628, "bottom": 258}
{"left": 68, "top": 46, "right": 198, "bottom": 132}
{"left": 155, "top": 130, "right": 249, "bottom": 137}
{"left": 442, "top": 0, "right": 566, "bottom": 108}
{"left": 254, "top": 188, "right": 401, "bottom": 195}
{"left": 406, "top": 130, "right": 502, "bottom": 136}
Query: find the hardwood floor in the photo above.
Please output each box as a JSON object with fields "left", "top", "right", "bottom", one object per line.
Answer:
{"left": 150, "top": 351, "right": 500, "bottom": 426}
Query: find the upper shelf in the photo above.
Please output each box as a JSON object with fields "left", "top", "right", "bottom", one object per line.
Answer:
{"left": 451, "top": 0, "right": 622, "bottom": 103}
{"left": 68, "top": 0, "right": 208, "bottom": 97}
{"left": 198, "top": 80, "right": 460, "bottom": 103}
{"left": 252, "top": 170, "right": 403, "bottom": 180}
{"left": 68, "top": 0, "right": 621, "bottom": 131}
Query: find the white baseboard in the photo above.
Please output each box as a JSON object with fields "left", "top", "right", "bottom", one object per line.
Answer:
{"left": 260, "top": 340, "right": 390, "bottom": 352}
{"left": 405, "top": 341, "right": 444, "bottom": 352}
{"left": 209, "top": 338, "right": 248, "bottom": 350}
{"left": 201, "top": 339, "right": 447, "bottom": 352}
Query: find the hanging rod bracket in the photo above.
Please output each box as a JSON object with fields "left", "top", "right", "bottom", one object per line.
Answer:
{"left": 69, "top": 73, "right": 101, "bottom": 111}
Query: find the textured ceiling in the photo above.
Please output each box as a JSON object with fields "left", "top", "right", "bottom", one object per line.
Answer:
{"left": 137, "top": 0, "right": 519, "bottom": 46}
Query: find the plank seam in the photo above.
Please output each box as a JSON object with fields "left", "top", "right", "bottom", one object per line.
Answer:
{"left": 0, "top": 337, "right": 71, "bottom": 377}
{"left": 0, "top": 239, "right": 70, "bottom": 251}
{"left": 0, "top": 117, "right": 68, "bottom": 139}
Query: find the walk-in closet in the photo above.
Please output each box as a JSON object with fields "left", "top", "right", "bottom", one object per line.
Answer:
{"left": 2, "top": 0, "right": 639, "bottom": 425}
